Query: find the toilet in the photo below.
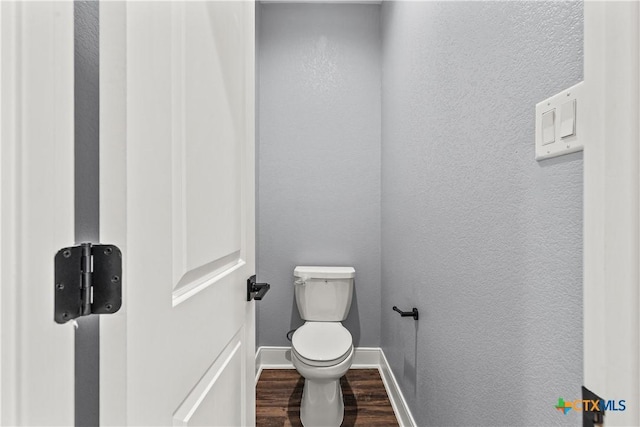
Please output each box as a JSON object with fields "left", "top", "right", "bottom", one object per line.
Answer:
{"left": 291, "top": 266, "right": 356, "bottom": 427}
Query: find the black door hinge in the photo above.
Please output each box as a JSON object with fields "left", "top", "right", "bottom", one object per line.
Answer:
{"left": 54, "top": 243, "right": 122, "bottom": 324}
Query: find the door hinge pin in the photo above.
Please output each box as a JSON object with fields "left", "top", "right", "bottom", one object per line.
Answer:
{"left": 80, "top": 243, "right": 92, "bottom": 315}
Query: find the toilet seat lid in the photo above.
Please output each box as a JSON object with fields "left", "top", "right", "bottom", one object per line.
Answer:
{"left": 292, "top": 322, "right": 352, "bottom": 363}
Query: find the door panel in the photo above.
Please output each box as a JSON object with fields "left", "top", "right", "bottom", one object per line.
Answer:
{"left": 173, "top": 330, "right": 246, "bottom": 427}
{"left": 100, "top": 2, "right": 255, "bottom": 425}
{"left": 173, "top": 2, "right": 246, "bottom": 300}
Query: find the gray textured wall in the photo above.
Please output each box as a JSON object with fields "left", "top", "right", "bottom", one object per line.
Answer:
{"left": 257, "top": 3, "right": 381, "bottom": 347}
{"left": 380, "top": 2, "right": 583, "bottom": 426}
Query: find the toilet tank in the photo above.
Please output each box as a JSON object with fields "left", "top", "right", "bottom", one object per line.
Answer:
{"left": 294, "top": 266, "right": 355, "bottom": 321}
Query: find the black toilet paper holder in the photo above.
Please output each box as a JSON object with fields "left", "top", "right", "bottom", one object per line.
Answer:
{"left": 393, "top": 306, "right": 419, "bottom": 320}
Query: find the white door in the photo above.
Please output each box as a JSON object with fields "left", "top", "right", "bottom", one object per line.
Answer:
{"left": 99, "top": 1, "right": 256, "bottom": 425}
{"left": 1, "top": 2, "right": 75, "bottom": 425}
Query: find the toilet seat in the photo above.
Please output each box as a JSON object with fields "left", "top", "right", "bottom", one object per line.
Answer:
{"left": 292, "top": 322, "right": 353, "bottom": 367}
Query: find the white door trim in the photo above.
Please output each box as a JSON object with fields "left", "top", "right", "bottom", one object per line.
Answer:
{"left": 0, "top": 2, "right": 75, "bottom": 424}
{"left": 584, "top": 2, "right": 640, "bottom": 425}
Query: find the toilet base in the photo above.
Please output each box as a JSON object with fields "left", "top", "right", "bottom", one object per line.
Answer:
{"left": 292, "top": 342, "right": 354, "bottom": 427}
{"left": 300, "top": 378, "right": 344, "bottom": 427}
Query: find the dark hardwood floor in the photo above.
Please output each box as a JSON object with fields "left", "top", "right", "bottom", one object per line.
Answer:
{"left": 256, "top": 369, "right": 399, "bottom": 427}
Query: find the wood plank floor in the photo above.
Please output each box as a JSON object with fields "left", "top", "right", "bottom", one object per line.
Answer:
{"left": 256, "top": 369, "right": 399, "bottom": 427}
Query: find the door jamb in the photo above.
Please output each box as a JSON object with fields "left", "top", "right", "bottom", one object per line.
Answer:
{"left": 0, "top": 2, "right": 75, "bottom": 424}
{"left": 583, "top": 2, "right": 640, "bottom": 425}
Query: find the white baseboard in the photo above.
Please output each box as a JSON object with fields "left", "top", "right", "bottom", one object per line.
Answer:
{"left": 255, "top": 346, "right": 416, "bottom": 427}
{"left": 377, "top": 348, "right": 418, "bottom": 427}
{"left": 254, "top": 346, "right": 294, "bottom": 383}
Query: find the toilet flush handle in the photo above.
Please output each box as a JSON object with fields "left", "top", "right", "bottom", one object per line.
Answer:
{"left": 294, "top": 277, "right": 308, "bottom": 286}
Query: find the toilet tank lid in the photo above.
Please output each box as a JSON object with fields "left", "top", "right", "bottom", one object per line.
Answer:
{"left": 294, "top": 266, "right": 355, "bottom": 279}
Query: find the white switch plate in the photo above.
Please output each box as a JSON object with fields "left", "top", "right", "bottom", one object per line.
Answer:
{"left": 535, "top": 81, "right": 584, "bottom": 161}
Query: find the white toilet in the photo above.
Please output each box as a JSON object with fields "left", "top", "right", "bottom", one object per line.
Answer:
{"left": 291, "top": 266, "right": 355, "bottom": 427}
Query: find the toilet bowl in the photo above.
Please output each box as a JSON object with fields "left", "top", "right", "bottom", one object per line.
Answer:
{"left": 291, "top": 266, "right": 356, "bottom": 427}
{"left": 292, "top": 322, "right": 354, "bottom": 427}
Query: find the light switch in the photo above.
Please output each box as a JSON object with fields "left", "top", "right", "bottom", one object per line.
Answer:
{"left": 542, "top": 109, "right": 555, "bottom": 145}
{"left": 535, "top": 81, "right": 583, "bottom": 161}
{"left": 560, "top": 99, "right": 576, "bottom": 138}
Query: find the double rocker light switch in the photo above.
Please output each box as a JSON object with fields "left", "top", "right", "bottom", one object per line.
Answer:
{"left": 535, "top": 81, "right": 584, "bottom": 161}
